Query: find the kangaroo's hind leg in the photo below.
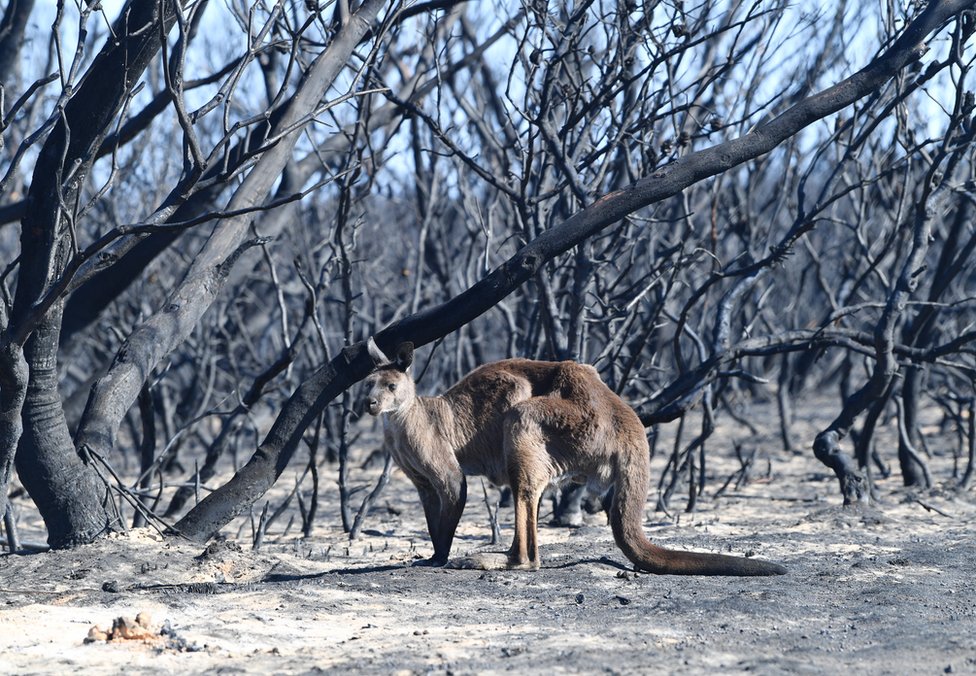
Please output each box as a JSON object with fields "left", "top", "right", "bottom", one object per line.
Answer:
{"left": 503, "top": 401, "right": 562, "bottom": 569}
{"left": 507, "top": 476, "right": 547, "bottom": 569}
{"left": 447, "top": 402, "right": 552, "bottom": 571}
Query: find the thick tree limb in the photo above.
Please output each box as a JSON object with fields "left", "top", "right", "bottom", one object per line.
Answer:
{"left": 174, "top": 0, "right": 975, "bottom": 541}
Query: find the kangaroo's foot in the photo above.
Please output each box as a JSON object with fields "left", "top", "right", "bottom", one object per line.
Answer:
{"left": 506, "top": 559, "right": 541, "bottom": 571}
{"left": 411, "top": 555, "right": 448, "bottom": 567}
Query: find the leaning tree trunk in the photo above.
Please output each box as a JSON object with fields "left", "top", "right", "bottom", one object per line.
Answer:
{"left": 73, "top": 0, "right": 388, "bottom": 466}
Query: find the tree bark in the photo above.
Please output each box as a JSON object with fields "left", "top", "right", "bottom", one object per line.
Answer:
{"left": 16, "top": 308, "right": 111, "bottom": 547}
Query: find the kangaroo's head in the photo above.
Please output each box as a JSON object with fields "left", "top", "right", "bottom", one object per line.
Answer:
{"left": 363, "top": 341, "right": 416, "bottom": 416}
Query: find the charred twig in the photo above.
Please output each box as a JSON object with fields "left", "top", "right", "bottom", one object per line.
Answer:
{"left": 350, "top": 451, "right": 394, "bottom": 541}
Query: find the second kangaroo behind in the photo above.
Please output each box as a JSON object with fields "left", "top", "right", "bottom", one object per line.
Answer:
{"left": 364, "top": 341, "right": 786, "bottom": 576}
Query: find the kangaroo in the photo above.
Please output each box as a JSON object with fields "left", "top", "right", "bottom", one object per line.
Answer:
{"left": 363, "top": 340, "right": 786, "bottom": 576}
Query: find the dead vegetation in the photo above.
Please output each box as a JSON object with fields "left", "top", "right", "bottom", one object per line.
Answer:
{"left": 2, "top": 405, "right": 975, "bottom": 673}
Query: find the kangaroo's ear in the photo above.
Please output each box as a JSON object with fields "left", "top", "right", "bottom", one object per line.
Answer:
{"left": 394, "top": 342, "right": 414, "bottom": 371}
{"left": 366, "top": 337, "right": 391, "bottom": 367}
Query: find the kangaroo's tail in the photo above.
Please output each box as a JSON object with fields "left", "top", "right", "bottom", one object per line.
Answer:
{"left": 609, "top": 450, "right": 787, "bottom": 576}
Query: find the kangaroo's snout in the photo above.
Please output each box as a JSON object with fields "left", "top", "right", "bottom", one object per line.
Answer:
{"left": 365, "top": 397, "right": 380, "bottom": 416}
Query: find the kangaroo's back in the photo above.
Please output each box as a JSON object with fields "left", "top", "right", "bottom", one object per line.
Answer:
{"left": 441, "top": 359, "right": 586, "bottom": 481}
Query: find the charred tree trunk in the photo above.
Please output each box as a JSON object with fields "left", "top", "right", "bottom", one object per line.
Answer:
{"left": 814, "top": 182, "right": 950, "bottom": 501}
{"left": 16, "top": 309, "right": 112, "bottom": 547}
{"left": 897, "top": 367, "right": 931, "bottom": 487}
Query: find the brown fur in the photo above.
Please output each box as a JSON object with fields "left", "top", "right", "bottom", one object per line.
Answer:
{"left": 364, "top": 342, "right": 786, "bottom": 576}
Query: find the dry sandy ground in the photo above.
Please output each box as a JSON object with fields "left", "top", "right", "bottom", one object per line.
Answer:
{"left": 2, "top": 402, "right": 976, "bottom": 674}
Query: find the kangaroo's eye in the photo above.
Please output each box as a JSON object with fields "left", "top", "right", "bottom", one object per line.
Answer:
{"left": 387, "top": 383, "right": 397, "bottom": 392}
